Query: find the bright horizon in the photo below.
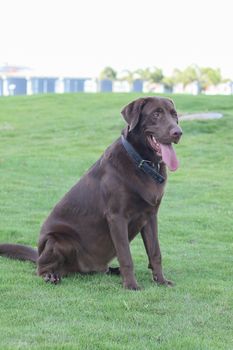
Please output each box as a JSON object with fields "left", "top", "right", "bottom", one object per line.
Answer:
{"left": 0, "top": 0, "right": 232, "bottom": 79}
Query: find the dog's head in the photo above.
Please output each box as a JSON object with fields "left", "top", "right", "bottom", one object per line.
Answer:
{"left": 121, "top": 97, "right": 182, "bottom": 171}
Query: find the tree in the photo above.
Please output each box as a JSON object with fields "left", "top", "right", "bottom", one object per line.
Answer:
{"left": 170, "top": 65, "right": 226, "bottom": 91}
{"left": 119, "top": 69, "right": 138, "bottom": 91}
{"left": 169, "top": 68, "right": 183, "bottom": 85}
{"left": 162, "top": 75, "right": 175, "bottom": 91}
{"left": 170, "top": 65, "right": 200, "bottom": 87}
{"left": 99, "top": 66, "right": 117, "bottom": 80}
{"left": 136, "top": 67, "right": 164, "bottom": 83}
{"left": 180, "top": 65, "right": 200, "bottom": 87}
{"left": 199, "top": 67, "right": 223, "bottom": 90}
{"left": 149, "top": 67, "right": 164, "bottom": 84}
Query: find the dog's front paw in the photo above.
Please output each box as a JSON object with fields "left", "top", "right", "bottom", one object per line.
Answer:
{"left": 153, "top": 275, "right": 174, "bottom": 287}
{"left": 123, "top": 279, "right": 141, "bottom": 291}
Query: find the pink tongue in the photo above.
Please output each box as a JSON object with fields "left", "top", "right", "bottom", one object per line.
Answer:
{"left": 160, "top": 143, "right": 179, "bottom": 171}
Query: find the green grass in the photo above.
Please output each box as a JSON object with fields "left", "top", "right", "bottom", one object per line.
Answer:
{"left": 0, "top": 93, "right": 232, "bottom": 350}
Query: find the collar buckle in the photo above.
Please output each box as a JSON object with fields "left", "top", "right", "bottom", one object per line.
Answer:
{"left": 121, "top": 135, "right": 165, "bottom": 184}
{"left": 138, "top": 159, "right": 152, "bottom": 169}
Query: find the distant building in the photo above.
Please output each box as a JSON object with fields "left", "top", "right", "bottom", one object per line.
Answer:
{"left": 205, "top": 82, "right": 233, "bottom": 95}
{"left": 0, "top": 67, "right": 232, "bottom": 96}
{"left": 0, "top": 78, "right": 3, "bottom": 96}
{"left": 30, "top": 77, "right": 57, "bottom": 94}
{"left": 63, "top": 78, "right": 88, "bottom": 93}
{"left": 132, "top": 79, "right": 143, "bottom": 93}
{"left": 183, "top": 81, "right": 200, "bottom": 95}
{"left": 143, "top": 82, "right": 165, "bottom": 93}
{"left": 0, "top": 64, "right": 30, "bottom": 76}
{"left": 84, "top": 79, "right": 98, "bottom": 93}
{"left": 172, "top": 83, "right": 184, "bottom": 94}
{"left": 100, "top": 79, "right": 113, "bottom": 92}
{"left": 113, "top": 80, "right": 130, "bottom": 92}
{"left": 6, "top": 77, "right": 27, "bottom": 95}
{"left": 0, "top": 65, "right": 31, "bottom": 95}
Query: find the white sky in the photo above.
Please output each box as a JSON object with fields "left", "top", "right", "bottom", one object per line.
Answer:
{"left": 0, "top": 0, "right": 232, "bottom": 78}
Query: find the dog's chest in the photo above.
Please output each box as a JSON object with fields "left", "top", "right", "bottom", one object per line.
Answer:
{"left": 128, "top": 212, "right": 152, "bottom": 241}
{"left": 126, "top": 194, "right": 161, "bottom": 240}
{"left": 134, "top": 179, "right": 165, "bottom": 208}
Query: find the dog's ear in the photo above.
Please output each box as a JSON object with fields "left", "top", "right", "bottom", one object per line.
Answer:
{"left": 168, "top": 98, "right": 174, "bottom": 105}
{"left": 121, "top": 98, "right": 146, "bottom": 131}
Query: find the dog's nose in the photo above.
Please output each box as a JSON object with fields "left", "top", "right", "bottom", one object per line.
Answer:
{"left": 170, "top": 126, "right": 183, "bottom": 142}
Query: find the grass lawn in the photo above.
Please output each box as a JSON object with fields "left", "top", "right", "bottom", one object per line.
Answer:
{"left": 0, "top": 93, "right": 232, "bottom": 350}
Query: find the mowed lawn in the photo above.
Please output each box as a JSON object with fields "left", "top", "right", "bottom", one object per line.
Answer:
{"left": 0, "top": 93, "right": 232, "bottom": 350}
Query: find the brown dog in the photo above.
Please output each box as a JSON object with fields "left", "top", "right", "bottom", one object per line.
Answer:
{"left": 0, "top": 96, "right": 182, "bottom": 290}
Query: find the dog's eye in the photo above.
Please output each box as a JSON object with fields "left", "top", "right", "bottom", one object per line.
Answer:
{"left": 171, "top": 110, "right": 178, "bottom": 117}
{"left": 152, "top": 108, "right": 163, "bottom": 119}
{"left": 152, "top": 112, "right": 159, "bottom": 119}
{"left": 172, "top": 112, "right": 179, "bottom": 124}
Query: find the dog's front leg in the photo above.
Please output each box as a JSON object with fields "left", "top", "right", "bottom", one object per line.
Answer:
{"left": 141, "top": 215, "right": 173, "bottom": 286}
{"left": 107, "top": 214, "right": 140, "bottom": 290}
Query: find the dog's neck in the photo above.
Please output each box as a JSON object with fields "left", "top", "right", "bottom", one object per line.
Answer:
{"left": 122, "top": 126, "right": 161, "bottom": 165}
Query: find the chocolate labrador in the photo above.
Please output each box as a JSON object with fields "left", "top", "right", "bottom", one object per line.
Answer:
{"left": 0, "top": 96, "right": 182, "bottom": 290}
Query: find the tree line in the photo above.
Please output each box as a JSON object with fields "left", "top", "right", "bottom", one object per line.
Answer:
{"left": 100, "top": 65, "right": 230, "bottom": 92}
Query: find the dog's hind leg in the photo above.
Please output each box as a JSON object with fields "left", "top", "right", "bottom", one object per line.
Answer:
{"left": 37, "top": 235, "right": 77, "bottom": 284}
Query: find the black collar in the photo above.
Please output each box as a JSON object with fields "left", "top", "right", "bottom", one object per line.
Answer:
{"left": 121, "top": 135, "right": 165, "bottom": 184}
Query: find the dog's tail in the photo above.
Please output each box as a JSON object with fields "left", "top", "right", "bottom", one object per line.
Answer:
{"left": 0, "top": 244, "right": 38, "bottom": 263}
